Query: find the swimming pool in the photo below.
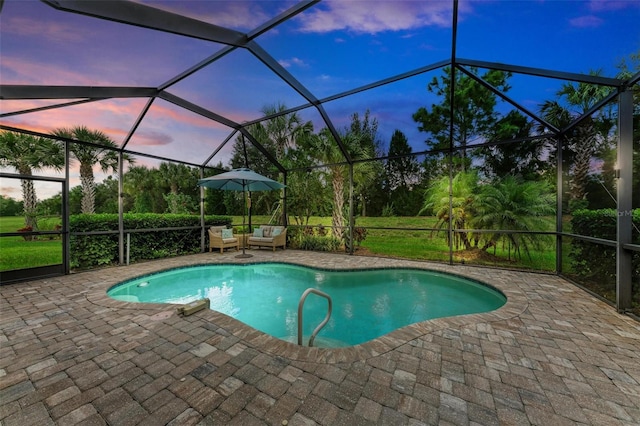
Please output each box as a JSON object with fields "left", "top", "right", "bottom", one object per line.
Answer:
{"left": 107, "top": 262, "right": 506, "bottom": 347}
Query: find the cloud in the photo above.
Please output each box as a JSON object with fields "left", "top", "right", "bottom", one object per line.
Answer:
{"left": 136, "top": 0, "right": 287, "bottom": 31}
{"left": 587, "top": 0, "right": 639, "bottom": 12}
{"left": 1, "top": 16, "right": 83, "bottom": 43}
{"left": 569, "top": 15, "right": 604, "bottom": 28}
{"left": 295, "top": 1, "right": 453, "bottom": 34}
{"left": 278, "top": 57, "right": 309, "bottom": 68}
{"left": 131, "top": 129, "right": 174, "bottom": 146}
{"left": 0, "top": 56, "right": 97, "bottom": 86}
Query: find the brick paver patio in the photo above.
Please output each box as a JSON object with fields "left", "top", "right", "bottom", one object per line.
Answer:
{"left": 1, "top": 250, "right": 639, "bottom": 425}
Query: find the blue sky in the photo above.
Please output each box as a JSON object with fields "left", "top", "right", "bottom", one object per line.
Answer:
{"left": 1, "top": 0, "right": 639, "bottom": 200}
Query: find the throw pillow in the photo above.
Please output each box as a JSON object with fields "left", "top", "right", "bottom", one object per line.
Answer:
{"left": 253, "top": 228, "right": 263, "bottom": 237}
{"left": 272, "top": 228, "right": 282, "bottom": 236}
{"left": 222, "top": 229, "right": 233, "bottom": 239}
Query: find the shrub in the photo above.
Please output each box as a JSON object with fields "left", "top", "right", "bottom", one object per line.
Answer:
{"left": 353, "top": 227, "right": 368, "bottom": 246}
{"left": 297, "top": 235, "right": 341, "bottom": 252}
{"left": 570, "top": 209, "right": 639, "bottom": 308}
{"left": 70, "top": 213, "right": 231, "bottom": 269}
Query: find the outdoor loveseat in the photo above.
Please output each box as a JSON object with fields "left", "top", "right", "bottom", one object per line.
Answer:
{"left": 247, "top": 225, "right": 287, "bottom": 251}
{"left": 208, "top": 225, "right": 239, "bottom": 253}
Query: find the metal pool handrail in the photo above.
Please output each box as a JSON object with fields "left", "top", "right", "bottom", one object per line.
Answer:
{"left": 297, "top": 288, "right": 332, "bottom": 347}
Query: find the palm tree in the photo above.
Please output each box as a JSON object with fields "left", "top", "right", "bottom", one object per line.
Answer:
{"left": 472, "top": 176, "right": 555, "bottom": 260}
{"left": 539, "top": 72, "right": 614, "bottom": 210}
{"left": 420, "top": 171, "right": 478, "bottom": 250}
{"left": 302, "top": 129, "right": 373, "bottom": 237}
{"left": 261, "top": 103, "right": 313, "bottom": 163}
{"left": 0, "top": 131, "right": 64, "bottom": 230}
{"left": 53, "top": 126, "right": 131, "bottom": 214}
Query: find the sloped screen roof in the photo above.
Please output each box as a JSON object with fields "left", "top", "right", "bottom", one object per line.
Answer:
{"left": 1, "top": 0, "right": 638, "bottom": 170}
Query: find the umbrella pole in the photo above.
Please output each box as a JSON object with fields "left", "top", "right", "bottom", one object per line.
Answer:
{"left": 237, "top": 185, "right": 252, "bottom": 258}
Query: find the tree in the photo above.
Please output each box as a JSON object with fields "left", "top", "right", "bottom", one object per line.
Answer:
{"left": 384, "top": 130, "right": 422, "bottom": 215}
{"left": 0, "top": 195, "right": 23, "bottom": 217}
{"left": 230, "top": 104, "right": 313, "bottom": 218}
{"left": 413, "top": 67, "right": 512, "bottom": 173}
{"left": 615, "top": 51, "right": 640, "bottom": 208}
{"left": 0, "top": 131, "right": 64, "bottom": 229}
{"left": 539, "top": 72, "right": 614, "bottom": 211}
{"left": 261, "top": 102, "right": 313, "bottom": 162}
{"left": 347, "top": 110, "right": 385, "bottom": 217}
{"left": 124, "top": 165, "right": 163, "bottom": 213}
{"left": 53, "top": 126, "right": 132, "bottom": 214}
{"left": 158, "top": 162, "right": 199, "bottom": 214}
{"left": 282, "top": 140, "right": 329, "bottom": 225}
{"left": 473, "top": 176, "right": 555, "bottom": 260}
{"left": 421, "top": 171, "right": 478, "bottom": 250}
{"left": 301, "top": 128, "right": 371, "bottom": 235}
{"left": 478, "top": 110, "right": 545, "bottom": 181}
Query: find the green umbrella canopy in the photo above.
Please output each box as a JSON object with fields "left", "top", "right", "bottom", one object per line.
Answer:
{"left": 197, "top": 168, "right": 285, "bottom": 191}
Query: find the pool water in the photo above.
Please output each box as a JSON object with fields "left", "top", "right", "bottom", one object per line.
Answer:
{"left": 108, "top": 263, "right": 506, "bottom": 347}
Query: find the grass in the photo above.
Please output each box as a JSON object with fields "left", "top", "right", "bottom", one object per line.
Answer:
{"left": 242, "top": 215, "right": 558, "bottom": 271}
{"left": 0, "top": 214, "right": 565, "bottom": 273}
{"left": 1, "top": 216, "right": 63, "bottom": 271}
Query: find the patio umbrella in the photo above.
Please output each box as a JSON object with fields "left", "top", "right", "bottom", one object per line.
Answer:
{"left": 197, "top": 168, "right": 285, "bottom": 258}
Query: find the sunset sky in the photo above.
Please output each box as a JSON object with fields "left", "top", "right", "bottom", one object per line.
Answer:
{"left": 1, "top": 0, "right": 638, "bottom": 200}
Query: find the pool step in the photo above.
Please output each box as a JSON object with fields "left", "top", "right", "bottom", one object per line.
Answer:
{"left": 280, "top": 335, "right": 351, "bottom": 348}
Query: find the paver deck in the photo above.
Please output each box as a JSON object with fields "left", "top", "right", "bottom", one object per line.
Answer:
{"left": 1, "top": 250, "right": 639, "bottom": 425}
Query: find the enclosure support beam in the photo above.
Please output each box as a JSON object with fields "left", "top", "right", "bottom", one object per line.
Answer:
{"left": 447, "top": 0, "right": 459, "bottom": 266}
{"left": 556, "top": 135, "right": 564, "bottom": 274}
{"left": 199, "top": 168, "right": 206, "bottom": 253}
{"left": 118, "top": 152, "right": 125, "bottom": 266}
{"left": 616, "top": 89, "right": 633, "bottom": 311}
{"left": 63, "top": 141, "right": 71, "bottom": 275}
{"left": 282, "top": 172, "right": 288, "bottom": 227}
{"left": 348, "top": 164, "right": 355, "bottom": 255}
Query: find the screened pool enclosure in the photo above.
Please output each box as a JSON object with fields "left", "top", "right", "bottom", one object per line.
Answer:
{"left": 0, "top": 1, "right": 638, "bottom": 314}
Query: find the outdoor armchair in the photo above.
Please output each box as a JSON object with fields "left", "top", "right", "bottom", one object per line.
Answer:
{"left": 208, "top": 226, "right": 240, "bottom": 254}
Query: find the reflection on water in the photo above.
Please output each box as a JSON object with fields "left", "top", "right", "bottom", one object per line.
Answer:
{"left": 205, "top": 283, "right": 239, "bottom": 317}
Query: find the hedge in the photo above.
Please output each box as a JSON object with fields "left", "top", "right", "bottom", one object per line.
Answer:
{"left": 570, "top": 209, "right": 639, "bottom": 307}
{"left": 70, "top": 213, "right": 231, "bottom": 269}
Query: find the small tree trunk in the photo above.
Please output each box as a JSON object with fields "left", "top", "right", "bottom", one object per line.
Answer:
{"left": 80, "top": 163, "right": 96, "bottom": 214}
{"left": 331, "top": 166, "right": 345, "bottom": 237}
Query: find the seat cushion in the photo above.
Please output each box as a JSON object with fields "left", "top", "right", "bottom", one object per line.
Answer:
{"left": 249, "top": 236, "right": 273, "bottom": 243}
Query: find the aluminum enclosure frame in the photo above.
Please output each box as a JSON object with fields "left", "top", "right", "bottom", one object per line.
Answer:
{"left": 0, "top": 0, "right": 637, "bottom": 312}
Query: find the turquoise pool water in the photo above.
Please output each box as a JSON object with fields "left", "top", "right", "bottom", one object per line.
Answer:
{"left": 107, "top": 263, "right": 506, "bottom": 347}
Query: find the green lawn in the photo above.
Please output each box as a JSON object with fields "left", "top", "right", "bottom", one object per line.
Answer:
{"left": 1, "top": 214, "right": 559, "bottom": 272}
{"left": 1, "top": 216, "right": 63, "bottom": 271}
{"left": 240, "top": 215, "right": 558, "bottom": 271}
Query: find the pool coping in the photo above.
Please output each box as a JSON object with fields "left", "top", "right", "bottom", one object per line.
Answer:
{"left": 86, "top": 255, "right": 529, "bottom": 364}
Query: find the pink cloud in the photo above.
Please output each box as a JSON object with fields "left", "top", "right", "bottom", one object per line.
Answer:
{"left": 0, "top": 56, "right": 97, "bottom": 86}
{"left": 2, "top": 16, "right": 84, "bottom": 43}
{"left": 569, "top": 15, "right": 604, "bottom": 28}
